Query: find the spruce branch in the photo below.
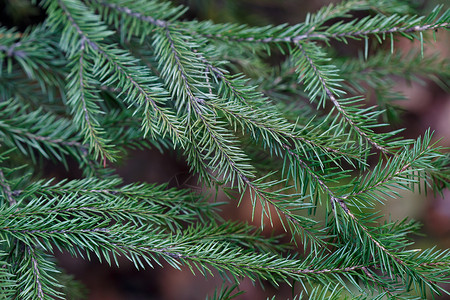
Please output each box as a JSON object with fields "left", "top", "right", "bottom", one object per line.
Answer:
{"left": 21, "top": 177, "right": 219, "bottom": 228}
{"left": 309, "top": 6, "right": 450, "bottom": 43}
{"left": 282, "top": 130, "right": 448, "bottom": 295}
{"left": 90, "top": 0, "right": 173, "bottom": 29}
{"left": 343, "top": 131, "right": 443, "bottom": 202}
{"left": 66, "top": 41, "right": 115, "bottom": 163}
{"left": 6, "top": 243, "right": 64, "bottom": 300}
{"left": 202, "top": 58, "right": 362, "bottom": 165}
{"left": 46, "top": 0, "right": 185, "bottom": 157}
{"left": 152, "top": 28, "right": 325, "bottom": 247}
{"left": 293, "top": 41, "right": 392, "bottom": 154}
{"left": 0, "top": 169, "right": 15, "bottom": 206}
{"left": 97, "top": 21, "right": 325, "bottom": 245}
{"left": 190, "top": 6, "right": 449, "bottom": 45}
{"left": 0, "top": 24, "right": 65, "bottom": 89}
{"left": 1, "top": 0, "right": 449, "bottom": 298}
{"left": 28, "top": 247, "right": 44, "bottom": 300}
{"left": 153, "top": 26, "right": 255, "bottom": 186}
{"left": 0, "top": 99, "right": 93, "bottom": 170}
{"left": 88, "top": 0, "right": 399, "bottom": 163}
{"left": 0, "top": 198, "right": 356, "bottom": 288}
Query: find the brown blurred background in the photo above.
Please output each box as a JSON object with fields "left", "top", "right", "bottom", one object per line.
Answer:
{"left": 2, "top": 0, "right": 449, "bottom": 298}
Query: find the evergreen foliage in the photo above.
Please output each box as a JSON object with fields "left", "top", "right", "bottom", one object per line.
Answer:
{"left": 0, "top": 0, "right": 449, "bottom": 298}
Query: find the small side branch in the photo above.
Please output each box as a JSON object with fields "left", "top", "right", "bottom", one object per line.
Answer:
{"left": 93, "top": 0, "right": 168, "bottom": 28}
{"left": 0, "top": 169, "right": 16, "bottom": 206}
{"left": 202, "top": 58, "right": 357, "bottom": 159}
{"left": 27, "top": 246, "right": 44, "bottom": 300}
{"left": 319, "top": 22, "right": 450, "bottom": 41}
{"left": 280, "top": 141, "right": 416, "bottom": 280}
{"left": 343, "top": 147, "right": 430, "bottom": 200}
{"left": 296, "top": 42, "right": 389, "bottom": 154}
{"left": 200, "top": 20, "right": 449, "bottom": 44}
{"left": 58, "top": 0, "right": 183, "bottom": 143}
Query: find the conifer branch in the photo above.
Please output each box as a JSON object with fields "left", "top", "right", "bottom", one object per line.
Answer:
{"left": 283, "top": 131, "right": 444, "bottom": 294}
{"left": 53, "top": 0, "right": 184, "bottom": 146}
{"left": 155, "top": 31, "right": 325, "bottom": 246}
{"left": 27, "top": 246, "right": 45, "bottom": 300}
{"left": 0, "top": 99, "right": 90, "bottom": 166}
{"left": 12, "top": 244, "right": 64, "bottom": 300}
{"left": 67, "top": 40, "right": 114, "bottom": 163}
{"left": 202, "top": 58, "right": 360, "bottom": 162}
{"left": 312, "top": 20, "right": 450, "bottom": 42}
{"left": 294, "top": 41, "right": 390, "bottom": 154}
{"left": 154, "top": 27, "right": 255, "bottom": 185}
{"left": 92, "top": 0, "right": 169, "bottom": 28}
{"left": 344, "top": 132, "right": 442, "bottom": 201}
{"left": 193, "top": 7, "right": 449, "bottom": 45}
{"left": 151, "top": 31, "right": 323, "bottom": 245}
{"left": 0, "top": 169, "right": 15, "bottom": 206}
{"left": 1, "top": 0, "right": 449, "bottom": 298}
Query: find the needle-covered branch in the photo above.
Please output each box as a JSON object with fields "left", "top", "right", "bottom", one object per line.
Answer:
{"left": 1, "top": 0, "right": 449, "bottom": 298}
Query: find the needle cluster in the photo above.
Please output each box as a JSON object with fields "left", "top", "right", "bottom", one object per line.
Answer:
{"left": 0, "top": 0, "right": 449, "bottom": 299}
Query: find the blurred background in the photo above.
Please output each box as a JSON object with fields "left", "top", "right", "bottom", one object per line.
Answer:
{"left": 1, "top": 0, "right": 449, "bottom": 298}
